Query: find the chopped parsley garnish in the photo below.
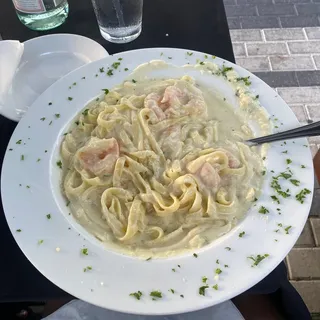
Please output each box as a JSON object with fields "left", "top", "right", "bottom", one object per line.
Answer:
{"left": 239, "top": 231, "right": 245, "bottom": 238}
{"left": 169, "top": 289, "right": 175, "bottom": 294}
{"left": 221, "top": 66, "right": 233, "bottom": 77}
{"left": 26, "top": 185, "right": 30, "bottom": 189}
{"left": 202, "top": 276, "right": 208, "bottom": 283}
{"left": 178, "top": 264, "right": 181, "bottom": 268}
{"left": 40, "top": 117, "right": 46, "bottom": 121}
{"left": 56, "top": 160, "right": 62, "bottom": 169}
{"left": 81, "top": 248, "right": 88, "bottom": 255}
{"left": 38, "top": 240, "right": 44, "bottom": 245}
{"left": 168, "top": 57, "right": 173, "bottom": 60}
{"left": 132, "top": 79, "right": 137, "bottom": 83}
{"left": 55, "top": 113, "right": 60, "bottom": 119}
{"left": 290, "top": 179, "right": 300, "bottom": 186}
{"left": 83, "top": 266, "right": 92, "bottom": 272}
{"left": 180, "top": 294, "right": 184, "bottom": 298}
{"left": 21, "top": 155, "right": 24, "bottom": 161}
{"left": 150, "top": 291, "right": 162, "bottom": 299}
{"left": 224, "top": 264, "right": 229, "bottom": 268}
{"left": 199, "top": 61, "right": 204, "bottom": 65}
{"left": 73, "top": 82, "right": 77, "bottom": 86}
{"left": 215, "top": 268, "right": 222, "bottom": 275}
{"left": 8, "top": 148, "right": 13, "bottom": 151}
{"left": 172, "top": 268, "right": 176, "bottom": 272}
{"left": 282, "top": 150, "right": 288, "bottom": 154}
{"left": 107, "top": 69, "right": 113, "bottom": 76}
{"left": 286, "top": 159, "right": 292, "bottom": 165}
{"left": 112, "top": 62, "right": 121, "bottom": 69}
{"left": 99, "top": 67, "right": 105, "bottom": 73}
{"left": 102, "top": 88, "right": 109, "bottom": 95}
{"left": 216, "top": 259, "right": 219, "bottom": 264}
{"left": 253, "top": 197, "right": 258, "bottom": 202}
{"left": 68, "top": 97, "right": 73, "bottom": 101}
{"left": 130, "top": 291, "right": 142, "bottom": 300}
{"left": 187, "top": 52, "right": 193, "bottom": 56}
{"left": 284, "top": 226, "right": 292, "bottom": 234}
{"left": 118, "top": 58, "right": 123, "bottom": 61}
{"left": 16, "top": 229, "right": 22, "bottom": 232}
{"left": 259, "top": 206, "right": 269, "bottom": 214}
{"left": 236, "top": 76, "right": 251, "bottom": 86}
{"left": 46, "top": 214, "right": 51, "bottom": 220}
{"left": 49, "top": 121, "right": 53, "bottom": 125}
{"left": 262, "top": 170, "right": 266, "bottom": 176}
{"left": 16, "top": 139, "right": 22, "bottom": 144}
{"left": 278, "top": 172, "right": 292, "bottom": 180}
{"left": 301, "top": 165, "right": 306, "bottom": 169}
{"left": 75, "top": 121, "right": 80, "bottom": 126}
{"left": 295, "top": 188, "right": 311, "bottom": 203}
{"left": 48, "top": 102, "right": 52, "bottom": 105}
{"left": 66, "top": 200, "right": 70, "bottom": 207}
{"left": 82, "top": 109, "right": 89, "bottom": 116}
{"left": 199, "top": 285, "right": 209, "bottom": 296}
{"left": 212, "top": 284, "right": 218, "bottom": 290}
{"left": 262, "top": 157, "right": 266, "bottom": 160}
{"left": 204, "top": 54, "right": 208, "bottom": 59}
{"left": 254, "top": 95, "right": 259, "bottom": 100}
{"left": 248, "top": 254, "right": 269, "bottom": 267}
{"left": 124, "top": 68, "right": 129, "bottom": 71}
{"left": 82, "top": 77, "right": 86, "bottom": 80}
{"left": 146, "top": 257, "right": 152, "bottom": 261}
{"left": 271, "top": 195, "right": 280, "bottom": 204}
{"left": 225, "top": 247, "right": 231, "bottom": 251}
{"left": 95, "top": 74, "right": 98, "bottom": 77}
{"left": 193, "top": 253, "right": 198, "bottom": 258}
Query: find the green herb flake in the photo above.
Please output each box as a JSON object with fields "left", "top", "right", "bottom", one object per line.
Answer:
{"left": 295, "top": 188, "right": 311, "bottom": 204}
{"left": 282, "top": 150, "right": 288, "bottom": 154}
{"left": 216, "top": 259, "right": 219, "bottom": 264}
{"left": 75, "top": 121, "right": 80, "bottom": 126}
{"left": 254, "top": 95, "right": 259, "bottom": 100}
{"left": 236, "top": 76, "right": 251, "bottom": 86}
{"left": 107, "top": 69, "right": 113, "bottom": 77}
{"left": 66, "top": 200, "right": 70, "bottom": 207}
{"left": 221, "top": 66, "right": 233, "bottom": 77}
{"left": 271, "top": 195, "right": 280, "bottom": 204}
{"left": 172, "top": 268, "right": 176, "bottom": 272}
{"left": 56, "top": 160, "right": 62, "bottom": 169}
{"left": 46, "top": 214, "right": 51, "bottom": 220}
{"left": 180, "top": 294, "right": 184, "bottom": 298}
{"left": 224, "top": 264, "right": 229, "bottom": 268}
{"left": 169, "top": 289, "right": 175, "bottom": 294}
{"left": 82, "top": 109, "right": 89, "bottom": 117}
{"left": 83, "top": 266, "right": 92, "bottom": 272}
{"left": 82, "top": 77, "right": 86, "bottom": 80}
{"left": 38, "top": 239, "right": 44, "bottom": 245}
{"left": 68, "top": 97, "right": 73, "bottom": 101}
{"left": 301, "top": 165, "right": 306, "bottom": 169}
{"left": 99, "top": 67, "right": 105, "bottom": 73}
{"left": 259, "top": 206, "right": 269, "bottom": 214}
{"left": 118, "top": 58, "right": 123, "bottom": 61}
{"left": 248, "top": 254, "right": 269, "bottom": 267}
{"left": 16, "top": 229, "right": 22, "bottom": 232}
{"left": 212, "top": 284, "right": 218, "bottom": 290}
{"left": 55, "top": 113, "right": 60, "bottom": 119}
{"left": 124, "top": 68, "right": 129, "bottom": 71}
{"left": 81, "top": 248, "right": 88, "bottom": 255}
{"left": 20, "top": 154, "right": 24, "bottom": 161}
{"left": 150, "top": 291, "right": 162, "bottom": 299}
{"left": 48, "top": 102, "right": 52, "bottom": 105}
{"left": 49, "top": 121, "right": 53, "bottom": 125}
{"left": 187, "top": 52, "right": 193, "bottom": 56}
{"left": 132, "top": 79, "right": 137, "bottom": 83}
{"left": 262, "top": 170, "right": 266, "bottom": 176}
{"left": 290, "top": 179, "right": 300, "bottom": 186}
{"left": 130, "top": 291, "right": 143, "bottom": 300}
{"left": 40, "top": 117, "right": 46, "bottom": 121}
{"left": 225, "top": 247, "right": 231, "bottom": 251}
{"left": 16, "top": 139, "right": 22, "bottom": 144}
{"left": 193, "top": 253, "right": 198, "bottom": 258}
{"left": 199, "top": 285, "right": 209, "bottom": 296}
{"left": 26, "top": 185, "right": 30, "bottom": 189}
{"left": 36, "top": 158, "right": 41, "bottom": 162}
{"left": 215, "top": 268, "right": 222, "bottom": 275}
{"left": 284, "top": 226, "right": 292, "bottom": 234}
{"left": 239, "top": 231, "right": 245, "bottom": 238}
{"left": 286, "top": 159, "right": 292, "bottom": 165}
{"left": 202, "top": 276, "right": 208, "bottom": 283}
{"left": 112, "top": 62, "right": 121, "bottom": 69}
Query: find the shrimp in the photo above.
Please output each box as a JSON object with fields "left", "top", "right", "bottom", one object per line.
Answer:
{"left": 196, "top": 162, "right": 221, "bottom": 190}
{"left": 144, "top": 93, "right": 166, "bottom": 122}
{"left": 78, "top": 138, "right": 119, "bottom": 176}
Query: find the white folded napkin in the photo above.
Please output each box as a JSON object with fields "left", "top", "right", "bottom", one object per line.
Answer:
{"left": 0, "top": 40, "right": 24, "bottom": 108}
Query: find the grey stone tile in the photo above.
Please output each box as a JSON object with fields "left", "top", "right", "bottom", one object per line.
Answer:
{"left": 310, "top": 189, "right": 320, "bottom": 216}
{"left": 233, "top": 43, "right": 246, "bottom": 57}
{"left": 225, "top": 5, "right": 258, "bottom": 17}
{"left": 278, "top": 87, "right": 320, "bottom": 104}
{"left": 237, "top": 0, "right": 272, "bottom": 3}
{"left": 305, "top": 27, "right": 320, "bottom": 39}
{"left": 297, "top": 71, "right": 320, "bottom": 86}
{"left": 310, "top": 144, "right": 320, "bottom": 158}
{"left": 296, "top": 4, "right": 320, "bottom": 15}
{"left": 310, "top": 218, "right": 320, "bottom": 246}
{"left": 306, "top": 104, "right": 320, "bottom": 120}
{"left": 264, "top": 28, "right": 306, "bottom": 41}
{"left": 223, "top": 0, "right": 236, "bottom": 4}
{"left": 236, "top": 57, "right": 270, "bottom": 72}
{"left": 247, "top": 43, "right": 288, "bottom": 56}
{"left": 270, "top": 56, "right": 314, "bottom": 71}
{"left": 227, "top": 18, "right": 241, "bottom": 29}
{"left": 257, "top": 4, "right": 296, "bottom": 15}
{"left": 230, "top": 29, "right": 262, "bottom": 42}
{"left": 289, "top": 41, "right": 320, "bottom": 54}
{"left": 255, "top": 71, "right": 299, "bottom": 87}
{"left": 312, "top": 55, "right": 320, "bottom": 69}
{"left": 295, "top": 220, "right": 315, "bottom": 247}
{"left": 241, "top": 16, "right": 281, "bottom": 28}
{"left": 275, "top": 0, "right": 310, "bottom": 2}
{"left": 280, "top": 15, "right": 320, "bottom": 28}
{"left": 288, "top": 104, "right": 308, "bottom": 122}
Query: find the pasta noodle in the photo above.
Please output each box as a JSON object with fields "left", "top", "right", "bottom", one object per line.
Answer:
{"left": 61, "top": 74, "right": 266, "bottom": 257}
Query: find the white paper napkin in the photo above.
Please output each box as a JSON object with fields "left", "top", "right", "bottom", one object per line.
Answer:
{"left": 0, "top": 40, "right": 24, "bottom": 108}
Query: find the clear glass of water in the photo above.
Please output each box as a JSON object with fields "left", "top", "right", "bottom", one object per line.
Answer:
{"left": 91, "top": 0, "right": 143, "bottom": 43}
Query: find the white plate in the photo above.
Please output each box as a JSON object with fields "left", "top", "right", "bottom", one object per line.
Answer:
{"left": 1, "top": 48, "right": 314, "bottom": 316}
{"left": 1, "top": 34, "right": 108, "bottom": 122}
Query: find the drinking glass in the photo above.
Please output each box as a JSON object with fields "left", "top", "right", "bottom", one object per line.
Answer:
{"left": 91, "top": 0, "right": 143, "bottom": 43}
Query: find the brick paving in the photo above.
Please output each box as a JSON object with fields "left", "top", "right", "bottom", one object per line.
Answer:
{"left": 224, "top": 0, "right": 320, "bottom": 315}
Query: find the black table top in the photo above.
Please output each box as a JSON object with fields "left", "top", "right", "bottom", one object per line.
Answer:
{"left": 0, "top": 0, "right": 287, "bottom": 304}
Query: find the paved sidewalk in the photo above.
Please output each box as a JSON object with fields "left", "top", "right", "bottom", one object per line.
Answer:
{"left": 224, "top": 1, "right": 320, "bottom": 315}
